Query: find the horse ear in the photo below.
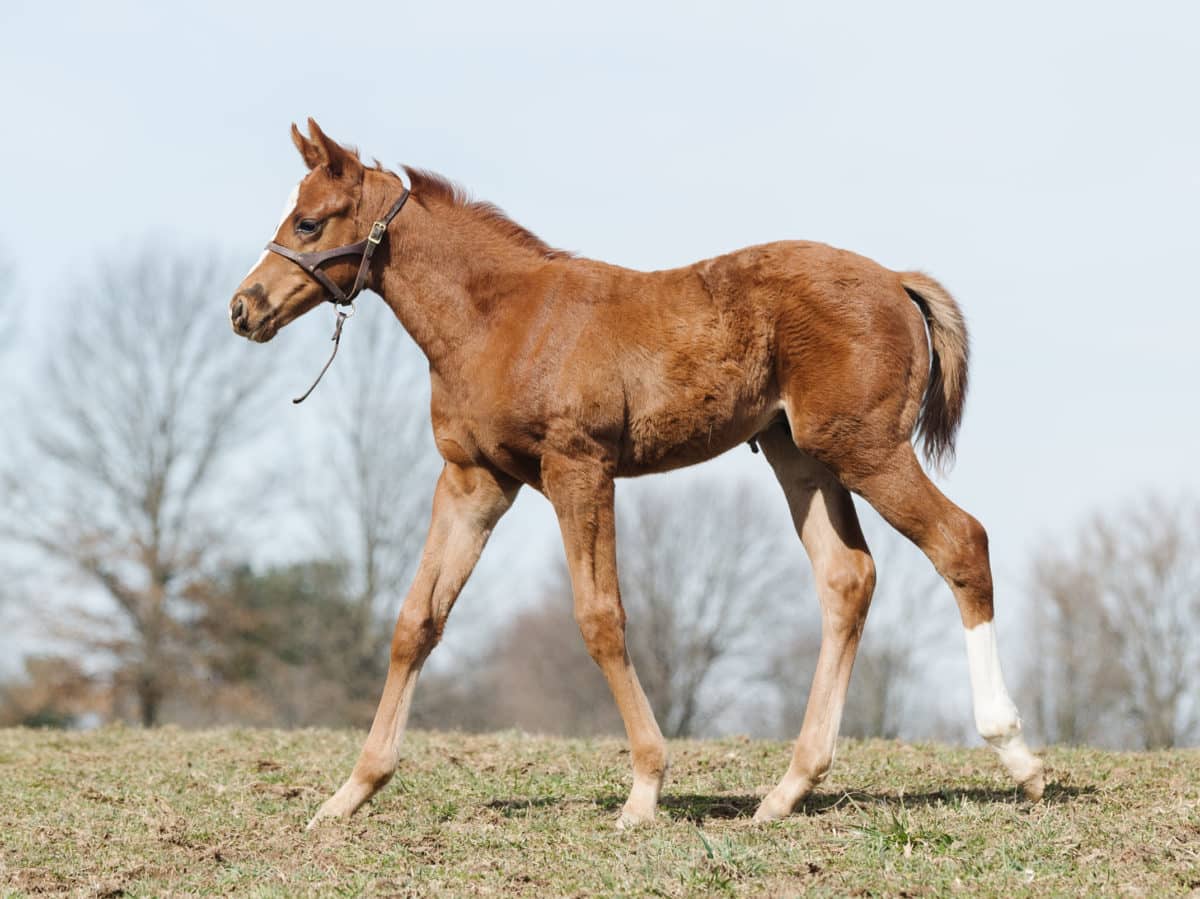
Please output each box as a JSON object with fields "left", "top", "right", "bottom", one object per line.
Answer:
{"left": 306, "top": 118, "right": 362, "bottom": 180}
{"left": 291, "top": 122, "right": 324, "bottom": 170}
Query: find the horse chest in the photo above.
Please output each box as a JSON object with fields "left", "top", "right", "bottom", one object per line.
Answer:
{"left": 431, "top": 387, "right": 548, "bottom": 484}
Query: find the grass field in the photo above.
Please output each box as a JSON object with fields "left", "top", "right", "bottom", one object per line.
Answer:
{"left": 1, "top": 728, "right": 1198, "bottom": 897}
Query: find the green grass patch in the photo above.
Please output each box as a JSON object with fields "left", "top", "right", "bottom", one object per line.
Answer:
{"left": 1, "top": 728, "right": 1197, "bottom": 896}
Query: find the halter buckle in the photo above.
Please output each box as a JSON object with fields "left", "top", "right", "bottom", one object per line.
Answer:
{"left": 367, "top": 221, "right": 387, "bottom": 245}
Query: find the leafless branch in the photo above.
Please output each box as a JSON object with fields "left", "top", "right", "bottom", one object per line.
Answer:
{"left": 1022, "top": 493, "right": 1200, "bottom": 748}
{"left": 1, "top": 243, "right": 278, "bottom": 724}
{"left": 304, "top": 300, "right": 441, "bottom": 665}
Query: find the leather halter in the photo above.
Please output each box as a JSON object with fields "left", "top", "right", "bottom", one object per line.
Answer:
{"left": 265, "top": 188, "right": 410, "bottom": 403}
{"left": 265, "top": 188, "right": 410, "bottom": 306}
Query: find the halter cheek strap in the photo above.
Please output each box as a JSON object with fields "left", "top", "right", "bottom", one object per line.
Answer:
{"left": 265, "top": 188, "right": 410, "bottom": 306}
{"left": 264, "top": 188, "right": 410, "bottom": 403}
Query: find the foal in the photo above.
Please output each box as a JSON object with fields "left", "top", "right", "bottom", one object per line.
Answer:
{"left": 230, "top": 120, "right": 1044, "bottom": 829}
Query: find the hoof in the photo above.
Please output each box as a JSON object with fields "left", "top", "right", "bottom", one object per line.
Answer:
{"left": 305, "top": 785, "right": 363, "bottom": 831}
{"left": 306, "top": 811, "right": 335, "bottom": 831}
{"left": 1020, "top": 759, "right": 1046, "bottom": 802}
{"left": 753, "top": 774, "right": 813, "bottom": 824}
{"left": 989, "top": 733, "right": 1045, "bottom": 803}
{"left": 616, "top": 773, "right": 663, "bottom": 829}
{"left": 752, "top": 789, "right": 795, "bottom": 824}
{"left": 305, "top": 802, "right": 347, "bottom": 831}
{"left": 616, "top": 805, "right": 656, "bottom": 830}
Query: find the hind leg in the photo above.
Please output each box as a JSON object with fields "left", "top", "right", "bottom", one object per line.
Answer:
{"left": 754, "top": 426, "right": 877, "bottom": 822}
{"left": 844, "top": 443, "right": 1044, "bottom": 798}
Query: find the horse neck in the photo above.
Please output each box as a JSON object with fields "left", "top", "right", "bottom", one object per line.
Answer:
{"left": 366, "top": 173, "right": 547, "bottom": 372}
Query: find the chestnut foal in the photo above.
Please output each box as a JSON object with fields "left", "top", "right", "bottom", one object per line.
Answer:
{"left": 230, "top": 120, "right": 1044, "bottom": 830}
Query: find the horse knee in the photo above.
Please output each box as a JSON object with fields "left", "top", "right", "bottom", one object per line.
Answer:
{"left": 820, "top": 551, "right": 876, "bottom": 631}
{"left": 575, "top": 598, "right": 627, "bottom": 663}
{"left": 391, "top": 606, "right": 440, "bottom": 665}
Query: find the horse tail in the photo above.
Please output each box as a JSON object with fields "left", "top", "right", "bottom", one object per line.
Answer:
{"left": 900, "top": 271, "right": 970, "bottom": 471}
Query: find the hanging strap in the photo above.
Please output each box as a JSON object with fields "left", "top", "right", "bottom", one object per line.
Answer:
{"left": 292, "top": 306, "right": 353, "bottom": 404}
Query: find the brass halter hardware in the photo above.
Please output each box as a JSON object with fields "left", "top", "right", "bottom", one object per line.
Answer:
{"left": 265, "top": 189, "right": 410, "bottom": 307}
{"left": 263, "top": 189, "right": 410, "bottom": 403}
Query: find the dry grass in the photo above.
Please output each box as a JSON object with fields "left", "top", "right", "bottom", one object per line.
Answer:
{"left": 1, "top": 727, "right": 1198, "bottom": 897}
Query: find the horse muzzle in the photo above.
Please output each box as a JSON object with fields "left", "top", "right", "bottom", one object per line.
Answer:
{"left": 229, "top": 290, "right": 278, "bottom": 342}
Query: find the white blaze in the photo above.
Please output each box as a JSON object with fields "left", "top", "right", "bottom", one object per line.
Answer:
{"left": 242, "top": 181, "right": 301, "bottom": 282}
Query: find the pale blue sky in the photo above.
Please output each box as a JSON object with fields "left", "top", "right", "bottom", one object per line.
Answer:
{"left": 2, "top": 1, "right": 1198, "bottom": 707}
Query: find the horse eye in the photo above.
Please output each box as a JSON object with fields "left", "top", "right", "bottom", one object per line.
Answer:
{"left": 296, "top": 219, "right": 319, "bottom": 235}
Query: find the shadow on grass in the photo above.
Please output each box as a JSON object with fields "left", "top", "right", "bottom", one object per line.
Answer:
{"left": 486, "top": 782, "right": 1095, "bottom": 823}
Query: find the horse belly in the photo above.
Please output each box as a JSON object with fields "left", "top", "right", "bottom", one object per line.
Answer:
{"left": 619, "top": 359, "right": 779, "bottom": 475}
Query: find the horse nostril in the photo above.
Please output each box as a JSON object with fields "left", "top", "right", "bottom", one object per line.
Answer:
{"left": 231, "top": 297, "right": 247, "bottom": 329}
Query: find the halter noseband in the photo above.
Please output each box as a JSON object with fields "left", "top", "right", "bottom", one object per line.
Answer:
{"left": 265, "top": 188, "right": 410, "bottom": 403}
{"left": 265, "top": 188, "right": 410, "bottom": 306}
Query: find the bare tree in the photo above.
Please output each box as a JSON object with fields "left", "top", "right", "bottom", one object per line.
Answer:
{"left": 300, "top": 300, "right": 441, "bottom": 697}
{"left": 416, "top": 478, "right": 795, "bottom": 738}
{"left": 412, "top": 596, "right": 622, "bottom": 735}
{"left": 0, "top": 245, "right": 276, "bottom": 726}
{"left": 181, "top": 559, "right": 379, "bottom": 728}
{"left": 176, "top": 306, "right": 440, "bottom": 730}
{"left": 1022, "top": 558, "right": 1128, "bottom": 746}
{"left": 1023, "top": 495, "right": 1200, "bottom": 749}
{"left": 609, "top": 478, "right": 803, "bottom": 737}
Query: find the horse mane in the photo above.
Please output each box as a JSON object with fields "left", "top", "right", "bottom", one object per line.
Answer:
{"left": 397, "top": 165, "right": 572, "bottom": 260}
{"left": 334, "top": 143, "right": 568, "bottom": 259}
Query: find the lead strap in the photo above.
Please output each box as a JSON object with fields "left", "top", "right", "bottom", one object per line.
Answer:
{"left": 281, "top": 188, "right": 411, "bottom": 402}
{"left": 292, "top": 306, "right": 353, "bottom": 404}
